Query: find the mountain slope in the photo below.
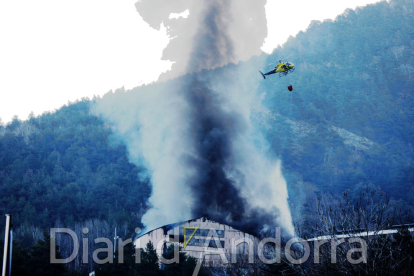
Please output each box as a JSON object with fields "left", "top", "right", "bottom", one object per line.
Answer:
{"left": 0, "top": 0, "right": 413, "bottom": 256}
{"left": 257, "top": 0, "right": 414, "bottom": 208}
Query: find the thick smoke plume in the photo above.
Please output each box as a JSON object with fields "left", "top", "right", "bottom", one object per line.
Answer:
{"left": 92, "top": 0, "right": 294, "bottom": 236}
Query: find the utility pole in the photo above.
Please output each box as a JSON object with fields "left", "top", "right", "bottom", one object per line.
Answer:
{"left": 113, "top": 227, "right": 119, "bottom": 259}
{"left": 2, "top": 214, "right": 12, "bottom": 276}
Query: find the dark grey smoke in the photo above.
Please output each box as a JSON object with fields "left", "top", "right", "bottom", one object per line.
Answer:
{"left": 185, "top": 76, "right": 246, "bottom": 223}
{"left": 186, "top": 1, "right": 235, "bottom": 72}
{"left": 92, "top": 0, "right": 295, "bottom": 236}
{"left": 177, "top": 1, "right": 276, "bottom": 234}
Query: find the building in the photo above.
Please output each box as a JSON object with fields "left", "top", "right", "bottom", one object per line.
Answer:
{"left": 134, "top": 217, "right": 263, "bottom": 266}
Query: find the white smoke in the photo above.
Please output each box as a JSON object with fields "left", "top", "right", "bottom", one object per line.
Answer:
{"left": 92, "top": 0, "right": 294, "bottom": 236}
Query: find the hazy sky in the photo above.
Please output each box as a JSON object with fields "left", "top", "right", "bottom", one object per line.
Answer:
{"left": 0, "top": 0, "right": 380, "bottom": 124}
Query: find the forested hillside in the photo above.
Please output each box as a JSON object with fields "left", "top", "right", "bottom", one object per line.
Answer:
{"left": 256, "top": 0, "right": 414, "bottom": 226}
{"left": 0, "top": 101, "right": 150, "bottom": 246}
{"left": 0, "top": 0, "right": 413, "bottom": 274}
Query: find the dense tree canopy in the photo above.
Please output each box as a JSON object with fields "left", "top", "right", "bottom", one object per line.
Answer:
{"left": 256, "top": 0, "right": 414, "bottom": 224}
{"left": 0, "top": 100, "right": 150, "bottom": 241}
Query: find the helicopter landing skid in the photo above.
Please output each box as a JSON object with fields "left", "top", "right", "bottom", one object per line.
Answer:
{"left": 279, "top": 67, "right": 295, "bottom": 77}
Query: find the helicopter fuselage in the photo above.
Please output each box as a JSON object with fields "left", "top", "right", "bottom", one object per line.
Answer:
{"left": 259, "top": 61, "right": 295, "bottom": 79}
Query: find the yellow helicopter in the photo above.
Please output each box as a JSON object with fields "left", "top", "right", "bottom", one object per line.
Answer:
{"left": 259, "top": 60, "right": 295, "bottom": 79}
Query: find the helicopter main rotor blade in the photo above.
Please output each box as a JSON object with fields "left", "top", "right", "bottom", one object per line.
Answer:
{"left": 262, "top": 62, "right": 277, "bottom": 68}
{"left": 262, "top": 54, "right": 294, "bottom": 68}
{"left": 280, "top": 54, "right": 293, "bottom": 60}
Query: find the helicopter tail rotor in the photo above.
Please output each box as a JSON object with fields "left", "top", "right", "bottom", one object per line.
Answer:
{"left": 259, "top": 70, "right": 266, "bottom": 79}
